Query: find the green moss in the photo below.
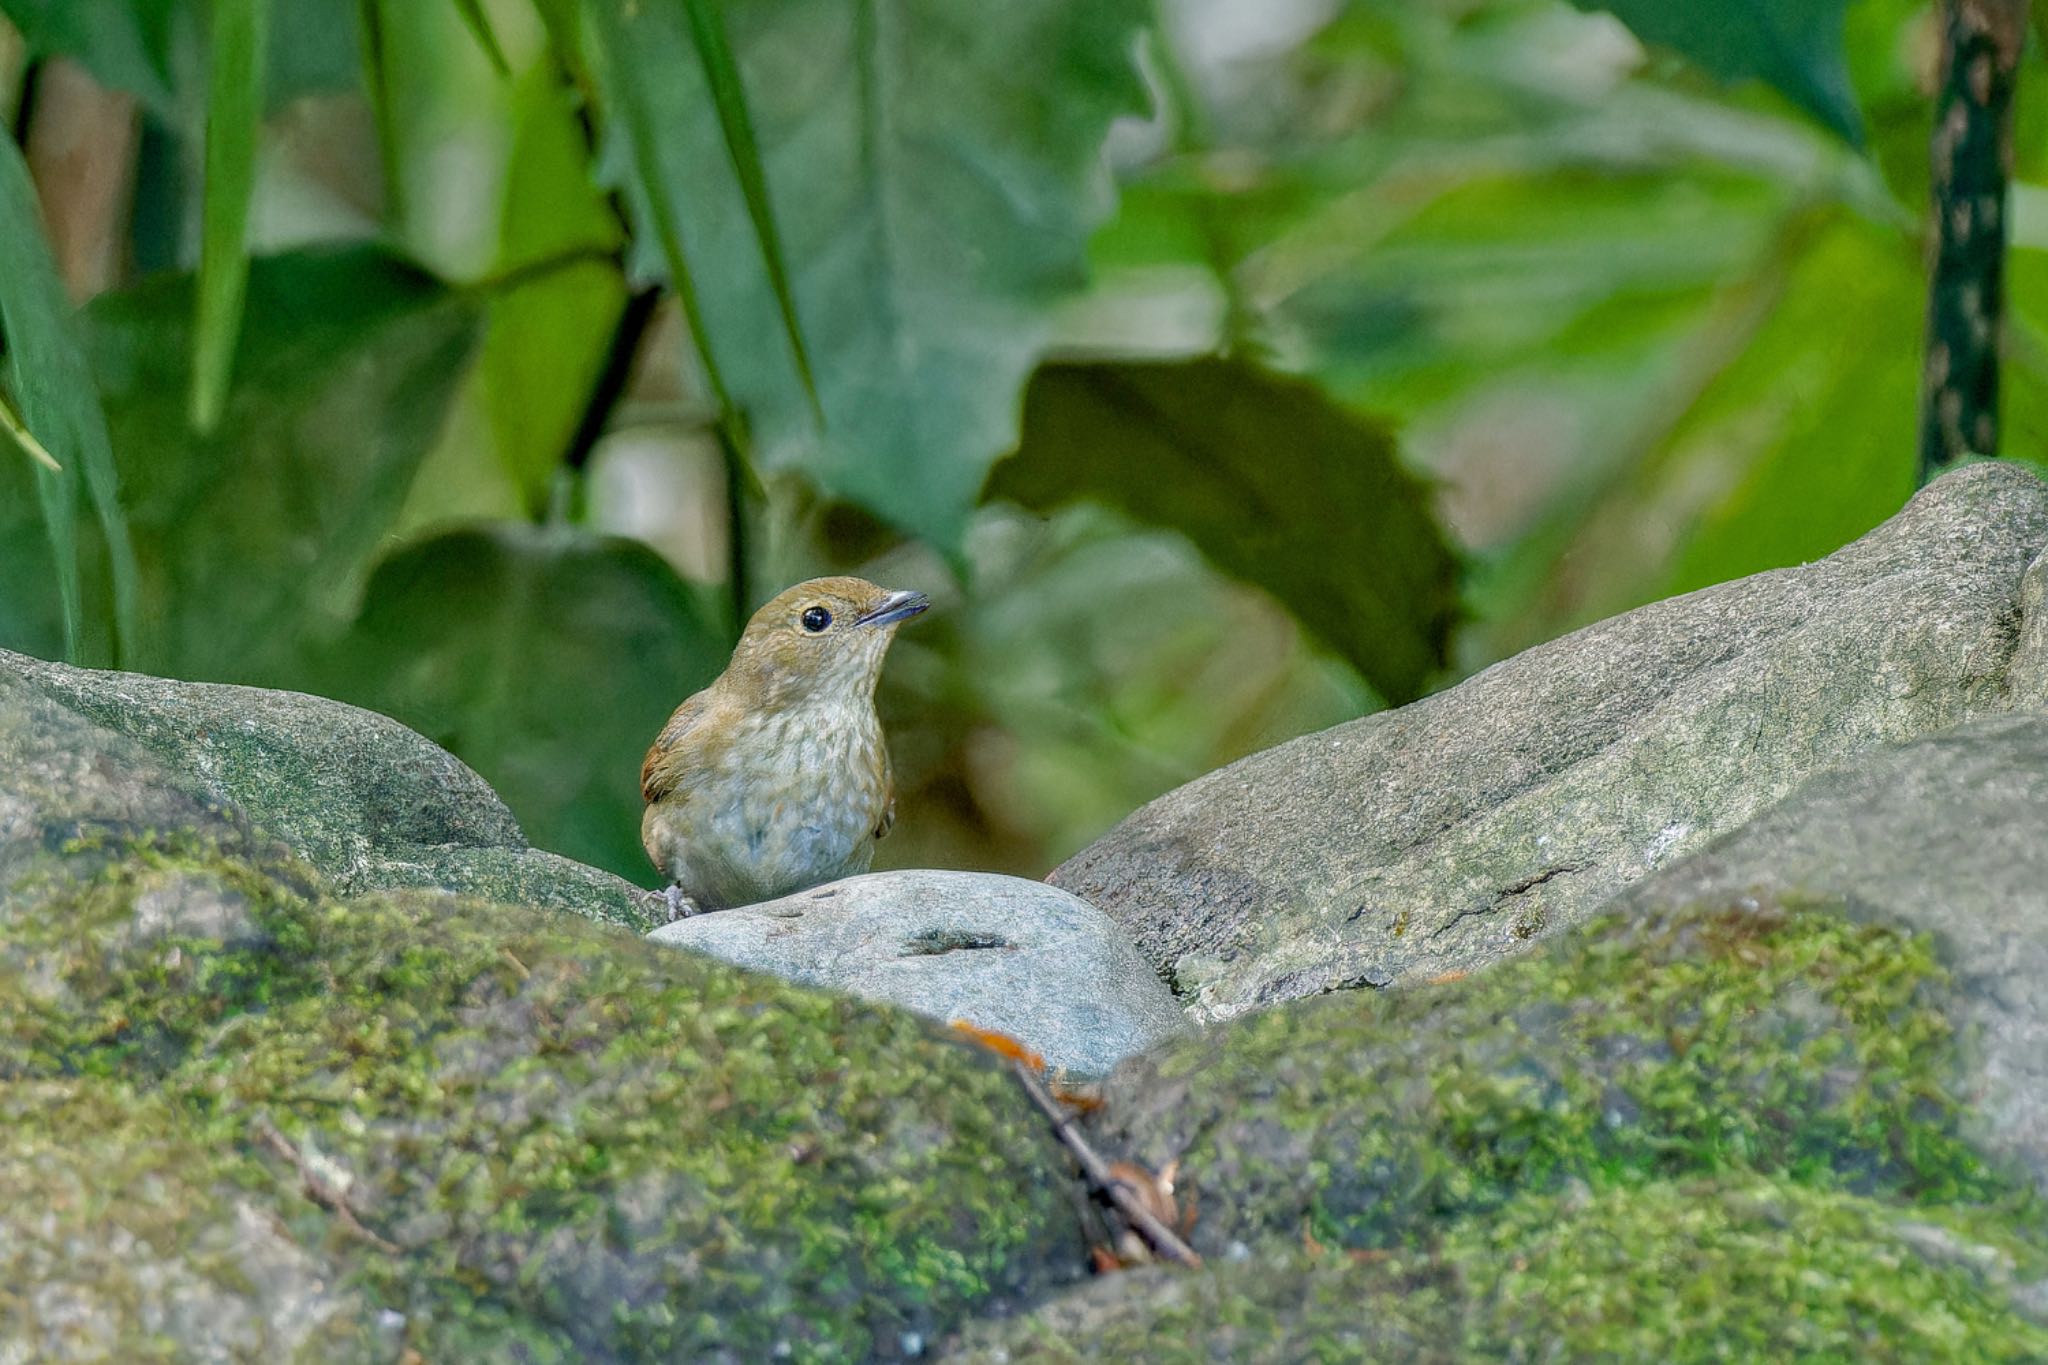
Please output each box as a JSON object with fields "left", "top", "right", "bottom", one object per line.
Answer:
{"left": 1095, "top": 899, "right": 2033, "bottom": 1254}
{"left": 947, "top": 1177, "right": 2048, "bottom": 1362}
{"left": 0, "top": 1080, "right": 377, "bottom": 1362}
{"left": 2, "top": 838, "right": 1088, "bottom": 1361}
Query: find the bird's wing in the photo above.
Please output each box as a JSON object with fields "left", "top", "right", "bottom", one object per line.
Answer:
{"left": 641, "top": 691, "right": 711, "bottom": 804}
{"left": 874, "top": 763, "right": 896, "bottom": 841}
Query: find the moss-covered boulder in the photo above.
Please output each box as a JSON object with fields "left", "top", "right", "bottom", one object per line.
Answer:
{"left": 0, "top": 668, "right": 1090, "bottom": 1361}
{"left": 1087, "top": 899, "right": 2030, "bottom": 1256}
{"left": 1606, "top": 711, "right": 2048, "bottom": 1192}
{"left": 943, "top": 1179, "right": 2048, "bottom": 1362}
{"left": 1008, "top": 895, "right": 2048, "bottom": 1358}
{"left": 1, "top": 647, "right": 656, "bottom": 929}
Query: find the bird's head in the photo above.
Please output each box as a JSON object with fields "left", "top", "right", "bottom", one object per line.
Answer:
{"left": 722, "top": 576, "right": 929, "bottom": 709}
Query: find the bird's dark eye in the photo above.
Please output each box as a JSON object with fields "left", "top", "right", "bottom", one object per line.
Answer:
{"left": 801, "top": 606, "right": 832, "bottom": 633}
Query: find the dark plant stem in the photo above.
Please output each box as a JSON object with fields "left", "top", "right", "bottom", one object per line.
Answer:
{"left": 561, "top": 285, "right": 663, "bottom": 475}
{"left": 1919, "top": 0, "right": 2027, "bottom": 482}
{"left": 716, "top": 419, "right": 755, "bottom": 633}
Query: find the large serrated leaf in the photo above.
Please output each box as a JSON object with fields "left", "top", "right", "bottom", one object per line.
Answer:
{"left": 308, "top": 524, "right": 729, "bottom": 882}
{"left": 990, "top": 358, "right": 1460, "bottom": 702}
{"left": 591, "top": 0, "right": 1152, "bottom": 550}
{"left": 1568, "top": 0, "right": 1864, "bottom": 145}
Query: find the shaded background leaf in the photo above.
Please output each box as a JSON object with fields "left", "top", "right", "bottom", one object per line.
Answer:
{"left": 308, "top": 524, "right": 728, "bottom": 881}
{"left": 87, "top": 247, "right": 478, "bottom": 681}
{"left": 1567, "top": 0, "right": 1865, "bottom": 144}
{"left": 993, "top": 357, "right": 1459, "bottom": 702}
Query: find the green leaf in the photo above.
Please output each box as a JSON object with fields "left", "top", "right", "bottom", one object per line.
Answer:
{"left": 587, "top": 0, "right": 735, "bottom": 416}
{"left": 87, "top": 246, "right": 480, "bottom": 681}
{"left": 450, "top": 0, "right": 510, "bottom": 77}
{"left": 0, "top": 132, "right": 138, "bottom": 666}
{"left": 191, "top": 0, "right": 269, "bottom": 433}
{"left": 309, "top": 524, "right": 729, "bottom": 882}
{"left": 990, "top": 357, "right": 1460, "bottom": 703}
{"left": 590, "top": 0, "right": 1151, "bottom": 550}
{"left": 1566, "top": 0, "right": 1865, "bottom": 145}
{"left": 483, "top": 63, "right": 629, "bottom": 509}
{"left": 675, "top": 0, "right": 818, "bottom": 414}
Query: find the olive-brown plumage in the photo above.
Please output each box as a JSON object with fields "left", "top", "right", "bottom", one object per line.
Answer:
{"left": 641, "top": 576, "right": 928, "bottom": 915}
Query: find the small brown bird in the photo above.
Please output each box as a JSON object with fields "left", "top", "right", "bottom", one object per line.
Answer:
{"left": 641, "top": 576, "right": 929, "bottom": 917}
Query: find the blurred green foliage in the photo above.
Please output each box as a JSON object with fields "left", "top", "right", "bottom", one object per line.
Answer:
{"left": 0, "top": 0, "right": 2039, "bottom": 885}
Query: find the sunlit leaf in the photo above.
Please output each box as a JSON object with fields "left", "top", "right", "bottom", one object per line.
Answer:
{"left": 484, "top": 64, "right": 629, "bottom": 508}
{"left": 1567, "top": 0, "right": 1865, "bottom": 145}
{"left": 309, "top": 524, "right": 729, "bottom": 882}
{"left": 592, "top": 0, "right": 1151, "bottom": 550}
{"left": 450, "top": 0, "right": 510, "bottom": 77}
{"left": 991, "top": 357, "right": 1460, "bottom": 702}
{"left": 191, "top": 0, "right": 269, "bottom": 432}
{"left": 0, "top": 132, "right": 138, "bottom": 666}
{"left": 88, "top": 247, "right": 480, "bottom": 682}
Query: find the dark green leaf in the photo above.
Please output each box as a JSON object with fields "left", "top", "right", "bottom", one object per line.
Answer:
{"left": 0, "top": 0, "right": 180, "bottom": 113}
{"left": 87, "top": 246, "right": 480, "bottom": 681}
{"left": 991, "top": 358, "right": 1460, "bottom": 702}
{"left": 0, "top": 132, "right": 138, "bottom": 666}
{"left": 191, "top": 0, "right": 268, "bottom": 432}
{"left": 676, "top": 0, "right": 818, "bottom": 414}
{"left": 309, "top": 524, "right": 729, "bottom": 882}
{"left": 1567, "top": 0, "right": 1864, "bottom": 145}
{"left": 590, "top": 0, "right": 1151, "bottom": 550}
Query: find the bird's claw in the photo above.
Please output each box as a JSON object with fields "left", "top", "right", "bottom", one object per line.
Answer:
{"left": 661, "top": 884, "right": 702, "bottom": 923}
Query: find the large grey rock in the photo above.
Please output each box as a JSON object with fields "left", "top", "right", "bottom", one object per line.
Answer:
{"left": 650, "top": 871, "right": 1192, "bottom": 1077}
{"left": 1052, "top": 463, "right": 2048, "bottom": 1019}
{"left": 1, "top": 648, "right": 657, "bottom": 929}
{"left": 1605, "top": 710, "right": 2048, "bottom": 1192}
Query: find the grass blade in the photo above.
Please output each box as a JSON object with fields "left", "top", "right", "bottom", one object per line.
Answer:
{"left": 675, "top": 0, "right": 820, "bottom": 420}
{"left": 0, "top": 133, "right": 140, "bottom": 665}
{"left": 191, "top": 0, "right": 269, "bottom": 433}
{"left": 0, "top": 384, "right": 62, "bottom": 472}
{"left": 452, "top": 0, "right": 512, "bottom": 77}
{"left": 357, "top": 0, "right": 406, "bottom": 229}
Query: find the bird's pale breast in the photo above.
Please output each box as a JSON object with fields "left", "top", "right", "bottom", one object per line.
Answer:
{"left": 643, "top": 701, "right": 890, "bottom": 910}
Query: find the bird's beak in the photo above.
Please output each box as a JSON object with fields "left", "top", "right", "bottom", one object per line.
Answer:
{"left": 856, "top": 588, "right": 930, "bottom": 628}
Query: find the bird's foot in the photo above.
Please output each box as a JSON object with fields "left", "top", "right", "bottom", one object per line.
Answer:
{"left": 661, "top": 884, "right": 703, "bottom": 923}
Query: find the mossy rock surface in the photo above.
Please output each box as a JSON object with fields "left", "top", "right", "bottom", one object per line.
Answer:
{"left": 0, "top": 649, "right": 657, "bottom": 929}
{"left": 1088, "top": 897, "right": 2030, "bottom": 1257}
{"left": 942, "top": 1178, "right": 2048, "bottom": 1362}
{"left": 0, "top": 668, "right": 1090, "bottom": 1362}
{"left": 957, "top": 894, "right": 2048, "bottom": 1360}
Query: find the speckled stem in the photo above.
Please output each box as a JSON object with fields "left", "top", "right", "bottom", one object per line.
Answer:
{"left": 1011, "top": 1060, "right": 1203, "bottom": 1268}
{"left": 1919, "top": 0, "right": 2026, "bottom": 481}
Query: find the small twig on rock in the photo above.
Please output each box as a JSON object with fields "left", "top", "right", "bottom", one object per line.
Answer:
{"left": 250, "top": 1114, "right": 401, "bottom": 1255}
{"left": 1008, "top": 1061, "right": 1202, "bottom": 1268}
